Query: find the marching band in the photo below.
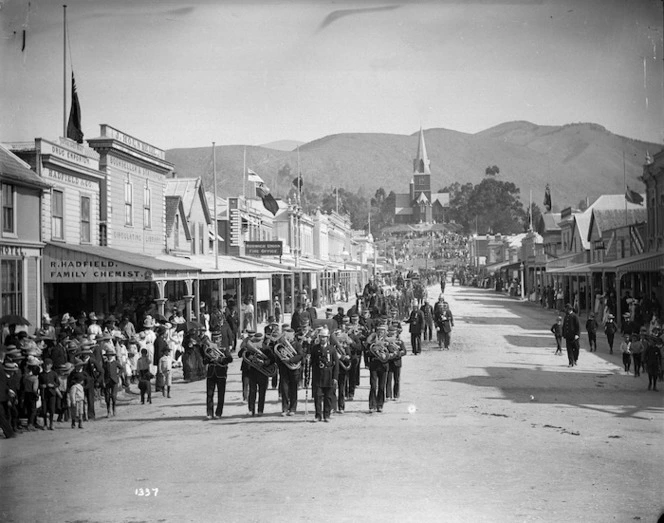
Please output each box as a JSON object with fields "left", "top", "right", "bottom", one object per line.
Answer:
{"left": 186, "top": 308, "right": 411, "bottom": 421}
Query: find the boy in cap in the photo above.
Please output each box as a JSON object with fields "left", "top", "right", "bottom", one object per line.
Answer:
{"left": 551, "top": 316, "right": 563, "bottom": 356}
{"left": 67, "top": 360, "right": 87, "bottom": 429}
{"left": 137, "top": 348, "right": 152, "bottom": 404}
{"left": 39, "top": 358, "right": 59, "bottom": 430}
{"left": 102, "top": 347, "right": 123, "bottom": 417}
{"left": 585, "top": 313, "right": 598, "bottom": 352}
{"left": 604, "top": 314, "right": 617, "bottom": 354}
{"left": 158, "top": 346, "right": 173, "bottom": 399}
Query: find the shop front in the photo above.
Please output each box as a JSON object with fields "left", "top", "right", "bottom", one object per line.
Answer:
{"left": 43, "top": 242, "right": 200, "bottom": 324}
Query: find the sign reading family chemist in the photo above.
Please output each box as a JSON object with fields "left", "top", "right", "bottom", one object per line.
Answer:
{"left": 44, "top": 255, "right": 152, "bottom": 283}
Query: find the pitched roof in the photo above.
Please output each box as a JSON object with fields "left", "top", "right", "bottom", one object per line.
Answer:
{"left": 431, "top": 193, "right": 449, "bottom": 207}
{"left": 164, "top": 195, "right": 191, "bottom": 239}
{"left": 394, "top": 193, "right": 413, "bottom": 215}
{"left": 588, "top": 208, "right": 647, "bottom": 240}
{"left": 0, "top": 143, "right": 50, "bottom": 189}
{"left": 539, "top": 212, "right": 561, "bottom": 233}
{"left": 574, "top": 194, "right": 646, "bottom": 250}
{"left": 165, "top": 177, "right": 211, "bottom": 223}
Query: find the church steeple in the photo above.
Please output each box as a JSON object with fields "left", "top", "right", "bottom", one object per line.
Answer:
{"left": 413, "top": 126, "right": 431, "bottom": 174}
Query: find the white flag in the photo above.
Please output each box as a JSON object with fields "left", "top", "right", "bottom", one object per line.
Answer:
{"left": 247, "top": 168, "right": 263, "bottom": 184}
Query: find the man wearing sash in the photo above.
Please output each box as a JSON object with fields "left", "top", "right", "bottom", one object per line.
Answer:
{"left": 275, "top": 327, "right": 304, "bottom": 416}
{"left": 310, "top": 327, "right": 339, "bottom": 422}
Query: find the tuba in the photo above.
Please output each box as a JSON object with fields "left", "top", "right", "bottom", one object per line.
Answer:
{"left": 273, "top": 335, "right": 302, "bottom": 371}
{"left": 242, "top": 340, "right": 278, "bottom": 378}
{"left": 369, "top": 340, "right": 390, "bottom": 363}
{"left": 332, "top": 330, "right": 351, "bottom": 371}
{"left": 203, "top": 341, "right": 229, "bottom": 367}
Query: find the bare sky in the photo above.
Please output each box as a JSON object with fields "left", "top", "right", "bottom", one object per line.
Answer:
{"left": 2, "top": 0, "right": 662, "bottom": 149}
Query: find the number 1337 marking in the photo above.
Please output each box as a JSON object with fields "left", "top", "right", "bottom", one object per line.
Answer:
{"left": 135, "top": 488, "right": 159, "bottom": 497}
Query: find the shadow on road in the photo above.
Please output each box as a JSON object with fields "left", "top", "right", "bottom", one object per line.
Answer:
{"left": 447, "top": 366, "right": 663, "bottom": 420}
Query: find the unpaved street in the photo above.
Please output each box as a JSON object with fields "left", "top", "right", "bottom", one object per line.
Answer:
{"left": 1, "top": 284, "right": 662, "bottom": 523}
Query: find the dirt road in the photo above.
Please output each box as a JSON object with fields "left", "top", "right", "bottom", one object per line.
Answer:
{"left": 1, "top": 284, "right": 662, "bottom": 522}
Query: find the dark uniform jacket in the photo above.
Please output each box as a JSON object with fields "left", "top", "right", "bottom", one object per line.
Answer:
{"left": 310, "top": 342, "right": 339, "bottom": 387}
{"left": 202, "top": 342, "right": 233, "bottom": 379}
{"left": 406, "top": 309, "right": 425, "bottom": 334}
{"left": 562, "top": 312, "right": 580, "bottom": 341}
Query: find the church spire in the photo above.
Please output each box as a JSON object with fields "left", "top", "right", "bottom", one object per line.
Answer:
{"left": 413, "top": 126, "right": 431, "bottom": 174}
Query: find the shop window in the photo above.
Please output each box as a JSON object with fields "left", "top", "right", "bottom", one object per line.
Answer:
{"left": 125, "top": 179, "right": 133, "bottom": 226}
{"left": 81, "top": 196, "right": 91, "bottom": 243}
{"left": 1, "top": 259, "right": 22, "bottom": 316}
{"left": 52, "top": 189, "right": 64, "bottom": 240}
{"left": 1, "top": 183, "right": 15, "bottom": 234}
{"left": 143, "top": 183, "right": 151, "bottom": 229}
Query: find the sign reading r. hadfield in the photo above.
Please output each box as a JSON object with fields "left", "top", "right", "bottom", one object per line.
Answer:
{"left": 44, "top": 254, "right": 151, "bottom": 283}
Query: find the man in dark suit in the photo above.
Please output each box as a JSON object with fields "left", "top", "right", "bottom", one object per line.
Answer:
{"left": 366, "top": 323, "right": 389, "bottom": 412}
{"left": 562, "top": 303, "right": 580, "bottom": 367}
{"left": 275, "top": 328, "right": 304, "bottom": 416}
{"left": 406, "top": 303, "right": 425, "bottom": 354}
{"left": 310, "top": 327, "right": 339, "bottom": 422}
{"left": 202, "top": 334, "right": 233, "bottom": 420}
{"left": 385, "top": 326, "right": 407, "bottom": 401}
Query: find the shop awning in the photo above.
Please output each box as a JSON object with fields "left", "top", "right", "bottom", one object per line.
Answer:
{"left": 155, "top": 254, "right": 283, "bottom": 278}
{"left": 547, "top": 262, "right": 598, "bottom": 276}
{"left": 591, "top": 251, "right": 664, "bottom": 274}
{"left": 44, "top": 242, "right": 200, "bottom": 283}
{"left": 485, "top": 260, "right": 511, "bottom": 273}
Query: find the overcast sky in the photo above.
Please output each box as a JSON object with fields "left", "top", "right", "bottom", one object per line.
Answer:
{"left": 1, "top": 0, "right": 662, "bottom": 149}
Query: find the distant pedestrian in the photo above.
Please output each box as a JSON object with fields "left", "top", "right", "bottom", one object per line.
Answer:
{"left": 630, "top": 332, "right": 644, "bottom": 378}
{"left": 620, "top": 334, "right": 632, "bottom": 373}
{"left": 159, "top": 347, "right": 173, "bottom": 399}
{"left": 585, "top": 313, "right": 598, "bottom": 352}
{"left": 405, "top": 304, "right": 424, "bottom": 354}
{"left": 551, "top": 316, "right": 563, "bottom": 355}
{"left": 604, "top": 314, "right": 617, "bottom": 354}
{"left": 643, "top": 336, "right": 662, "bottom": 391}
{"left": 435, "top": 301, "right": 454, "bottom": 350}
{"left": 562, "top": 303, "right": 580, "bottom": 367}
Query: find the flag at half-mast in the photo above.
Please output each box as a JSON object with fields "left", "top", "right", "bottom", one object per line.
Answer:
{"left": 66, "top": 72, "right": 84, "bottom": 143}
{"left": 625, "top": 185, "right": 644, "bottom": 205}
{"left": 248, "top": 169, "right": 279, "bottom": 216}
{"left": 543, "top": 184, "right": 552, "bottom": 212}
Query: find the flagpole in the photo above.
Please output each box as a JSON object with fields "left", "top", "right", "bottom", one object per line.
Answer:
{"left": 213, "top": 142, "right": 219, "bottom": 270}
{"left": 529, "top": 188, "right": 532, "bottom": 231}
{"left": 243, "top": 146, "right": 246, "bottom": 200}
{"left": 623, "top": 150, "right": 627, "bottom": 228}
{"left": 63, "top": 5, "right": 67, "bottom": 137}
{"left": 336, "top": 187, "right": 339, "bottom": 214}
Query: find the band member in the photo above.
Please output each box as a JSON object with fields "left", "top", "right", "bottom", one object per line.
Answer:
{"left": 240, "top": 333, "right": 276, "bottom": 416}
{"left": 366, "top": 323, "right": 390, "bottom": 413}
{"left": 406, "top": 304, "right": 424, "bottom": 355}
{"left": 434, "top": 300, "right": 454, "bottom": 350}
{"left": 385, "top": 325, "right": 407, "bottom": 400}
{"left": 331, "top": 322, "right": 351, "bottom": 413}
{"left": 346, "top": 313, "right": 365, "bottom": 399}
{"left": 310, "top": 327, "right": 339, "bottom": 422}
{"left": 275, "top": 327, "right": 304, "bottom": 416}
{"left": 264, "top": 321, "right": 281, "bottom": 391}
{"left": 202, "top": 336, "right": 233, "bottom": 419}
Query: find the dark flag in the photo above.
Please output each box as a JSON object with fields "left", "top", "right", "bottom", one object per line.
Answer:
{"left": 543, "top": 184, "right": 552, "bottom": 212}
{"left": 625, "top": 186, "right": 643, "bottom": 205}
{"left": 292, "top": 175, "right": 303, "bottom": 191}
{"left": 248, "top": 169, "right": 279, "bottom": 215}
{"left": 66, "top": 73, "right": 84, "bottom": 143}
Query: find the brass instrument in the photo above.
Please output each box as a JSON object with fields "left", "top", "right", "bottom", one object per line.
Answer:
{"left": 203, "top": 341, "right": 229, "bottom": 367}
{"left": 369, "top": 341, "right": 390, "bottom": 363}
{"left": 332, "top": 330, "right": 351, "bottom": 371}
{"left": 273, "top": 334, "right": 302, "bottom": 371}
{"left": 242, "top": 340, "right": 278, "bottom": 377}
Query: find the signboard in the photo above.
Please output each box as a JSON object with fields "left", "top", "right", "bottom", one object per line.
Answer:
{"left": 245, "top": 241, "right": 283, "bottom": 256}
{"left": 43, "top": 250, "right": 153, "bottom": 283}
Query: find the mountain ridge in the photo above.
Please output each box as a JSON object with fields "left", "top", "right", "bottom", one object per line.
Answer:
{"left": 166, "top": 121, "right": 662, "bottom": 212}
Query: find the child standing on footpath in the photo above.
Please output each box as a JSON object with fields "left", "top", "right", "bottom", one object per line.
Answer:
{"left": 158, "top": 347, "right": 173, "bottom": 399}
{"left": 585, "top": 313, "right": 598, "bottom": 352}
{"left": 620, "top": 334, "right": 632, "bottom": 373}
{"left": 604, "top": 313, "right": 617, "bottom": 354}
{"left": 551, "top": 316, "right": 563, "bottom": 356}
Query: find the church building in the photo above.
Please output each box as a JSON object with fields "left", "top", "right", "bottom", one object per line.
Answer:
{"left": 393, "top": 127, "right": 448, "bottom": 224}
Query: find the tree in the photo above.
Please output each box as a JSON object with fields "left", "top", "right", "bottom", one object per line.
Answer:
{"left": 463, "top": 178, "right": 525, "bottom": 234}
{"left": 485, "top": 165, "right": 500, "bottom": 176}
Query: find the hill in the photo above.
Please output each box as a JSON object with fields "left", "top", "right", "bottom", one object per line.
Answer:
{"left": 258, "top": 140, "right": 304, "bottom": 152}
{"left": 166, "top": 122, "right": 661, "bottom": 211}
